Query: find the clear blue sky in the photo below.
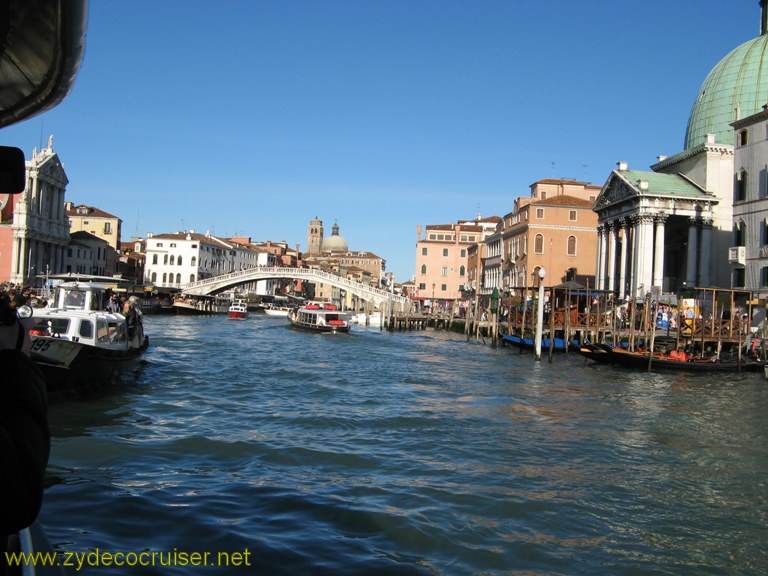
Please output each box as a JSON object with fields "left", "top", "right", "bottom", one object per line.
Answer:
{"left": 0, "top": 1, "right": 759, "bottom": 282}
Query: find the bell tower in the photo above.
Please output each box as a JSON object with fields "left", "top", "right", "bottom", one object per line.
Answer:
{"left": 307, "top": 217, "right": 323, "bottom": 254}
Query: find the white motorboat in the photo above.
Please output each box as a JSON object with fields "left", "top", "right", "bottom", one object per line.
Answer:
{"left": 26, "top": 281, "right": 148, "bottom": 401}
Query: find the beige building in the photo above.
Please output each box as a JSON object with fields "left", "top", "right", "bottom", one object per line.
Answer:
{"left": 66, "top": 202, "right": 122, "bottom": 251}
{"left": 414, "top": 216, "right": 500, "bottom": 309}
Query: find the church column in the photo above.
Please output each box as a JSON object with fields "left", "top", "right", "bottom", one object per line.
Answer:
{"left": 631, "top": 214, "right": 654, "bottom": 297}
{"left": 652, "top": 215, "right": 667, "bottom": 290}
{"left": 686, "top": 217, "right": 699, "bottom": 286}
{"left": 607, "top": 222, "right": 617, "bottom": 294}
{"left": 619, "top": 219, "right": 629, "bottom": 298}
{"left": 596, "top": 224, "right": 606, "bottom": 290}
{"left": 699, "top": 218, "right": 713, "bottom": 287}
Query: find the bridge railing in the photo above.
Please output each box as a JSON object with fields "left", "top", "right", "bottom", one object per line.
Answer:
{"left": 181, "top": 266, "right": 409, "bottom": 306}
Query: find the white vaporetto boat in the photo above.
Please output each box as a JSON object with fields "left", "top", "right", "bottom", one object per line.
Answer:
{"left": 288, "top": 302, "right": 350, "bottom": 333}
{"left": 26, "top": 281, "right": 148, "bottom": 401}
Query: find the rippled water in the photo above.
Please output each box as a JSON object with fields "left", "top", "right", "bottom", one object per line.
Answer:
{"left": 40, "top": 314, "right": 768, "bottom": 575}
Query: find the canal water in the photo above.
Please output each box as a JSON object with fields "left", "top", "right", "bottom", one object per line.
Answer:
{"left": 40, "top": 314, "right": 768, "bottom": 575}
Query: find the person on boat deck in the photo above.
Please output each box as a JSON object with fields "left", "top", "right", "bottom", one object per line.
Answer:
{"left": 0, "top": 293, "right": 50, "bottom": 568}
{"left": 105, "top": 293, "right": 121, "bottom": 314}
{"left": 123, "top": 296, "right": 144, "bottom": 348}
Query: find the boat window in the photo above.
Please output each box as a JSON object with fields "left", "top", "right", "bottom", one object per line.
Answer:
{"left": 79, "top": 320, "right": 94, "bottom": 339}
{"left": 96, "top": 319, "right": 110, "bottom": 343}
{"left": 64, "top": 289, "right": 86, "bottom": 308}
{"left": 46, "top": 318, "right": 70, "bottom": 335}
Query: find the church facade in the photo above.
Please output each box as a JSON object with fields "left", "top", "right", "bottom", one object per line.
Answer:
{"left": 0, "top": 139, "right": 71, "bottom": 285}
{"left": 593, "top": 2, "right": 768, "bottom": 299}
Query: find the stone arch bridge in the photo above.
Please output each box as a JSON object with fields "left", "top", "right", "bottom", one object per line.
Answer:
{"left": 180, "top": 266, "right": 410, "bottom": 311}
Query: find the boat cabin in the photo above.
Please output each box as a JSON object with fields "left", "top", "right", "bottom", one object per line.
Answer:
{"left": 28, "top": 282, "right": 130, "bottom": 349}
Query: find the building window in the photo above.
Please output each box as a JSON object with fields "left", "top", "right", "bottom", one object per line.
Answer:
{"left": 733, "top": 267, "right": 745, "bottom": 288}
{"left": 441, "top": 284, "right": 447, "bottom": 291}
{"left": 191, "top": 256, "right": 197, "bottom": 266}
{"left": 735, "top": 170, "right": 748, "bottom": 202}
{"left": 418, "top": 283, "right": 425, "bottom": 290}
{"left": 536, "top": 208, "right": 544, "bottom": 219}
{"left": 569, "top": 210, "right": 577, "bottom": 221}
{"left": 534, "top": 234, "right": 544, "bottom": 254}
{"left": 152, "top": 254, "right": 158, "bottom": 265}
{"left": 157, "top": 243, "right": 163, "bottom": 247}
{"left": 762, "top": 267, "right": 768, "bottom": 287}
{"left": 441, "top": 266, "right": 448, "bottom": 276}
{"left": 151, "top": 272, "right": 157, "bottom": 283}
{"left": 421, "top": 264, "right": 427, "bottom": 275}
{"left": 567, "top": 235, "right": 577, "bottom": 256}
{"left": 735, "top": 222, "right": 746, "bottom": 247}
{"left": 104, "top": 222, "right": 112, "bottom": 234}
{"left": 460, "top": 265, "right": 465, "bottom": 276}
{"left": 443, "top": 248, "right": 448, "bottom": 257}
{"left": 739, "top": 129, "right": 748, "bottom": 146}
{"left": 170, "top": 255, "right": 175, "bottom": 266}
{"left": 178, "top": 256, "right": 183, "bottom": 266}
{"left": 541, "top": 191, "right": 547, "bottom": 200}
{"left": 460, "top": 249, "right": 466, "bottom": 257}
{"left": 422, "top": 247, "right": 427, "bottom": 255}
{"left": 176, "top": 273, "right": 181, "bottom": 284}
{"left": 190, "top": 274, "right": 196, "bottom": 282}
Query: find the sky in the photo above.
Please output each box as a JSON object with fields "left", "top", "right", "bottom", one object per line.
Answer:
{"left": 0, "top": 0, "right": 761, "bottom": 282}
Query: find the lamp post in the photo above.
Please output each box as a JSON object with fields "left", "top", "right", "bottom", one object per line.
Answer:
{"left": 431, "top": 283, "right": 435, "bottom": 317}
{"left": 534, "top": 267, "right": 546, "bottom": 361}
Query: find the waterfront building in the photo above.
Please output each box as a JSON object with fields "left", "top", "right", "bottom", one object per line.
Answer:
{"left": 594, "top": 2, "right": 768, "bottom": 299}
{"left": 66, "top": 202, "right": 122, "bottom": 251}
{"left": 0, "top": 138, "right": 70, "bottom": 285}
{"left": 731, "top": 106, "right": 768, "bottom": 297}
{"left": 144, "top": 231, "right": 276, "bottom": 295}
{"left": 414, "top": 216, "right": 500, "bottom": 311}
{"left": 66, "top": 231, "right": 111, "bottom": 277}
{"left": 498, "top": 179, "right": 599, "bottom": 298}
{"left": 116, "top": 239, "right": 146, "bottom": 285}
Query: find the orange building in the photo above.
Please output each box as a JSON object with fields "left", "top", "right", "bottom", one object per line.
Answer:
{"left": 500, "top": 179, "right": 600, "bottom": 296}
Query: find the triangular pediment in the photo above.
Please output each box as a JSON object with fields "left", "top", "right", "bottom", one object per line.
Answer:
{"left": 594, "top": 173, "right": 637, "bottom": 210}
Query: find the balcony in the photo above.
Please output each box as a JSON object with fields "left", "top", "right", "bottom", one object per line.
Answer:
{"left": 728, "top": 246, "right": 745, "bottom": 264}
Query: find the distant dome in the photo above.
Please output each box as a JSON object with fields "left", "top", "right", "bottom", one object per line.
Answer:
{"left": 685, "top": 30, "right": 768, "bottom": 150}
{"left": 321, "top": 222, "right": 348, "bottom": 252}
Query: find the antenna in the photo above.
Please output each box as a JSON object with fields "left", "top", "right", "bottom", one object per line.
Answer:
{"left": 134, "top": 208, "right": 140, "bottom": 237}
{"left": 582, "top": 164, "right": 589, "bottom": 181}
{"left": 551, "top": 161, "right": 556, "bottom": 176}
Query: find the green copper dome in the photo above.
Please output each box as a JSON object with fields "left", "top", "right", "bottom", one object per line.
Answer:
{"left": 685, "top": 33, "right": 768, "bottom": 150}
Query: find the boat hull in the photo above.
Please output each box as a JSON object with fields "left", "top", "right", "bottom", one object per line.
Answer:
{"left": 29, "top": 336, "right": 149, "bottom": 402}
{"left": 502, "top": 334, "right": 569, "bottom": 352}
{"left": 288, "top": 320, "right": 350, "bottom": 333}
{"left": 574, "top": 343, "right": 762, "bottom": 373}
{"left": 228, "top": 311, "right": 248, "bottom": 320}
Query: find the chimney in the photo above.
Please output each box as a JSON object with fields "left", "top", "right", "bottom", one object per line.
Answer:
{"left": 705, "top": 133, "right": 716, "bottom": 144}
{"left": 617, "top": 161, "right": 628, "bottom": 171}
{"left": 639, "top": 180, "right": 649, "bottom": 191}
{"left": 656, "top": 155, "right": 667, "bottom": 162}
